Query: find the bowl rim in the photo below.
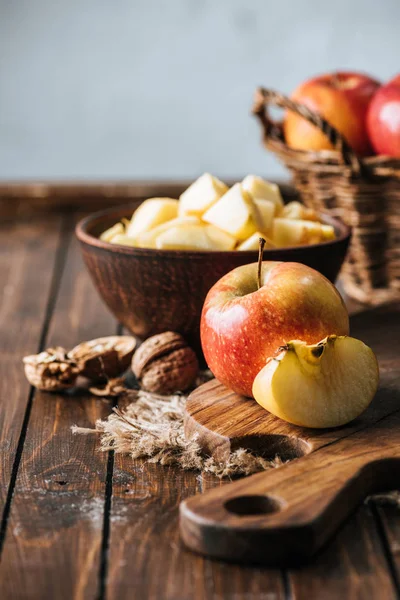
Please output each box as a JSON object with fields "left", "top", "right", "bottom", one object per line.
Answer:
{"left": 76, "top": 202, "right": 352, "bottom": 258}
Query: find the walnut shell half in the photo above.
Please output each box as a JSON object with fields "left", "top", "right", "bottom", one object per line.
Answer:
{"left": 132, "top": 332, "right": 199, "bottom": 394}
{"left": 68, "top": 335, "right": 137, "bottom": 381}
{"left": 23, "top": 347, "right": 80, "bottom": 392}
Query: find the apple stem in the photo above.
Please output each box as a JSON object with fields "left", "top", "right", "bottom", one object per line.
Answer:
{"left": 257, "top": 237, "right": 266, "bottom": 290}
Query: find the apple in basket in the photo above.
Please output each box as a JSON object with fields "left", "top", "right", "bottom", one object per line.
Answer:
{"left": 367, "top": 74, "right": 400, "bottom": 158}
{"left": 284, "top": 71, "right": 380, "bottom": 156}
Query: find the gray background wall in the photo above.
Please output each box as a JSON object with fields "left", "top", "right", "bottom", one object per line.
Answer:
{"left": 0, "top": 0, "right": 399, "bottom": 180}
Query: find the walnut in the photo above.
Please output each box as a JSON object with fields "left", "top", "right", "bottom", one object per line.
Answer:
{"left": 89, "top": 377, "right": 127, "bottom": 397}
{"left": 23, "top": 347, "right": 80, "bottom": 392}
{"left": 68, "top": 336, "right": 137, "bottom": 381}
{"left": 132, "top": 332, "right": 199, "bottom": 394}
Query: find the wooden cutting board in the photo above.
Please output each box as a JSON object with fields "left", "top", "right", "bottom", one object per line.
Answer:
{"left": 179, "top": 305, "right": 400, "bottom": 565}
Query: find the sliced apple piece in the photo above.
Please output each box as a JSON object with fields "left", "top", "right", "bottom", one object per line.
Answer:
{"left": 136, "top": 216, "right": 200, "bottom": 249}
{"left": 204, "top": 224, "right": 236, "bottom": 250}
{"left": 126, "top": 198, "right": 178, "bottom": 239}
{"left": 272, "top": 218, "right": 325, "bottom": 247}
{"left": 100, "top": 222, "right": 125, "bottom": 242}
{"left": 109, "top": 234, "right": 138, "bottom": 247}
{"left": 321, "top": 224, "right": 336, "bottom": 241}
{"left": 251, "top": 199, "right": 275, "bottom": 233}
{"left": 252, "top": 335, "right": 379, "bottom": 428}
{"left": 202, "top": 183, "right": 257, "bottom": 241}
{"left": 178, "top": 173, "right": 228, "bottom": 217}
{"left": 241, "top": 175, "right": 284, "bottom": 215}
{"left": 155, "top": 223, "right": 215, "bottom": 251}
{"left": 237, "top": 232, "right": 276, "bottom": 251}
{"left": 281, "top": 201, "right": 320, "bottom": 222}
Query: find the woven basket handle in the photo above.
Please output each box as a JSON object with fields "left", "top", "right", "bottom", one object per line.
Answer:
{"left": 253, "top": 87, "right": 363, "bottom": 175}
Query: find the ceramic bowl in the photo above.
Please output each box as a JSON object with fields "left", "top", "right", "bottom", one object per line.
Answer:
{"left": 76, "top": 203, "right": 351, "bottom": 354}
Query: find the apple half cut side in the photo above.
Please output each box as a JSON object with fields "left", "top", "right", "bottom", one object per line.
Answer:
{"left": 252, "top": 336, "right": 379, "bottom": 429}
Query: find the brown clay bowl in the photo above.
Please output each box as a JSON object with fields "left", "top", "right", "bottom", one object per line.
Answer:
{"left": 76, "top": 202, "right": 351, "bottom": 355}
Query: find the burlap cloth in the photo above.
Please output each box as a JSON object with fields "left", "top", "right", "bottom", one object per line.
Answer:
{"left": 72, "top": 377, "right": 400, "bottom": 505}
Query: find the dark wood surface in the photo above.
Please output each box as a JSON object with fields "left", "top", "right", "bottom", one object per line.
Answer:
{"left": 1, "top": 208, "right": 400, "bottom": 598}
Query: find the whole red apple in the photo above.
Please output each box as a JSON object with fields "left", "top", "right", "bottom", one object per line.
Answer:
{"left": 200, "top": 261, "right": 349, "bottom": 397}
{"left": 367, "top": 75, "right": 400, "bottom": 157}
{"left": 284, "top": 71, "right": 380, "bottom": 156}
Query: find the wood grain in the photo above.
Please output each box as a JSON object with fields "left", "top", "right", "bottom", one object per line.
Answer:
{"left": 1, "top": 207, "right": 400, "bottom": 599}
{"left": 106, "top": 456, "right": 286, "bottom": 600}
{"left": 185, "top": 305, "right": 400, "bottom": 462}
{"left": 0, "top": 216, "right": 63, "bottom": 518}
{"left": 180, "top": 306, "right": 400, "bottom": 565}
{"left": 288, "top": 505, "right": 398, "bottom": 600}
{"left": 0, "top": 217, "right": 117, "bottom": 600}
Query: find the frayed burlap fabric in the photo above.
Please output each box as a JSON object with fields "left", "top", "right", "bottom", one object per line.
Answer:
{"left": 72, "top": 388, "right": 282, "bottom": 478}
{"left": 72, "top": 387, "right": 400, "bottom": 503}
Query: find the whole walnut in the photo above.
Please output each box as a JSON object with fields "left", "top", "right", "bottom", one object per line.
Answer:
{"left": 132, "top": 332, "right": 199, "bottom": 394}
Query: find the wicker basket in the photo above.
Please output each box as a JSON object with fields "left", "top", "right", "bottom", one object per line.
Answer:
{"left": 253, "top": 87, "right": 400, "bottom": 305}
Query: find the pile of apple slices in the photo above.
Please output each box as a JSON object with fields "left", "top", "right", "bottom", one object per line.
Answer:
{"left": 100, "top": 174, "right": 336, "bottom": 251}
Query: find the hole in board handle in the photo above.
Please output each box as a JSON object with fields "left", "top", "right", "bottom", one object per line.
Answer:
{"left": 224, "top": 494, "right": 283, "bottom": 516}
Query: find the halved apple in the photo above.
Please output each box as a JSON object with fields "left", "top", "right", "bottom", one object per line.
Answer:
{"left": 237, "top": 232, "right": 276, "bottom": 251}
{"left": 203, "top": 183, "right": 256, "bottom": 241}
{"left": 178, "top": 173, "right": 228, "bottom": 217}
{"left": 126, "top": 198, "right": 178, "bottom": 239}
{"left": 241, "top": 175, "right": 284, "bottom": 215}
{"left": 252, "top": 336, "right": 379, "bottom": 428}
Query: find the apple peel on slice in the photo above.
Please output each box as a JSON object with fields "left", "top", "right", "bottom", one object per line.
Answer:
{"left": 252, "top": 336, "right": 379, "bottom": 429}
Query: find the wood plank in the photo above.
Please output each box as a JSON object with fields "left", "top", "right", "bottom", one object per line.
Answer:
{"left": 0, "top": 216, "right": 63, "bottom": 519}
{"left": 288, "top": 505, "right": 397, "bottom": 600}
{"left": 106, "top": 461, "right": 285, "bottom": 600}
{"left": 0, "top": 217, "right": 117, "bottom": 600}
{"left": 373, "top": 501, "right": 400, "bottom": 591}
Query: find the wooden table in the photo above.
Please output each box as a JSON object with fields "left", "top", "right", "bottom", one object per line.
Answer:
{"left": 1, "top": 193, "right": 400, "bottom": 599}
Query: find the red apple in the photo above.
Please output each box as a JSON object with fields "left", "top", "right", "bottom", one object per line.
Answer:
{"left": 200, "top": 261, "right": 349, "bottom": 397}
{"left": 284, "top": 71, "right": 380, "bottom": 156}
{"left": 367, "top": 75, "right": 400, "bottom": 157}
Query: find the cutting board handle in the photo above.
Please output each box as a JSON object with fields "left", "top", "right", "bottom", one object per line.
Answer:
{"left": 180, "top": 439, "right": 400, "bottom": 565}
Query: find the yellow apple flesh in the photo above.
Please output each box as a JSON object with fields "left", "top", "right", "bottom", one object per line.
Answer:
{"left": 253, "top": 336, "right": 379, "bottom": 428}
{"left": 237, "top": 232, "right": 276, "bottom": 251}
{"left": 281, "top": 201, "right": 320, "bottom": 222}
{"left": 136, "top": 217, "right": 200, "bottom": 248}
{"left": 126, "top": 198, "right": 178, "bottom": 239}
{"left": 109, "top": 233, "right": 138, "bottom": 247}
{"left": 178, "top": 173, "right": 228, "bottom": 217}
{"left": 155, "top": 222, "right": 236, "bottom": 251}
{"left": 241, "top": 175, "right": 284, "bottom": 215}
{"left": 272, "top": 218, "right": 326, "bottom": 247}
{"left": 203, "top": 183, "right": 257, "bottom": 241}
{"left": 100, "top": 222, "right": 125, "bottom": 242}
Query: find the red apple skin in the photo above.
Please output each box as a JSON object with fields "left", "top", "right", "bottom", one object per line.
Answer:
{"left": 200, "top": 261, "right": 349, "bottom": 397}
{"left": 284, "top": 71, "right": 380, "bottom": 156}
{"left": 367, "top": 75, "right": 400, "bottom": 157}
